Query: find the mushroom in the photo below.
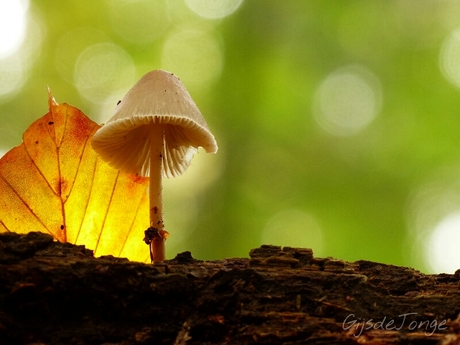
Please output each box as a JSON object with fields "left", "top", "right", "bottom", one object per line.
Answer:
{"left": 91, "top": 70, "right": 218, "bottom": 262}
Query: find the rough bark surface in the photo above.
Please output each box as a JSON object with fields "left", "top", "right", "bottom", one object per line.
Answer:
{"left": 0, "top": 232, "right": 459, "bottom": 345}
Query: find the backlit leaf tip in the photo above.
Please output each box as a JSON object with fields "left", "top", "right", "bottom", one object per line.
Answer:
{"left": 47, "top": 86, "right": 58, "bottom": 109}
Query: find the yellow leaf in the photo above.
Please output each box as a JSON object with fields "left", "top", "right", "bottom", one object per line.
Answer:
{"left": 0, "top": 90, "right": 150, "bottom": 262}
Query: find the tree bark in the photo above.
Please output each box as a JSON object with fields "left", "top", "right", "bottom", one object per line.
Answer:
{"left": 0, "top": 231, "right": 459, "bottom": 345}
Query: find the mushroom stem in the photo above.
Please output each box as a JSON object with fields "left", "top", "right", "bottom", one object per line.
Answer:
{"left": 149, "top": 124, "right": 166, "bottom": 262}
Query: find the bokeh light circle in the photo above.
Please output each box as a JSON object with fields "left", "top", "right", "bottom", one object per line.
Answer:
{"left": 0, "top": 55, "right": 25, "bottom": 99}
{"left": 406, "top": 168, "right": 460, "bottom": 273}
{"left": 185, "top": 0, "right": 243, "bottom": 19}
{"left": 55, "top": 28, "right": 108, "bottom": 84}
{"left": 440, "top": 28, "right": 460, "bottom": 88}
{"left": 0, "top": 0, "right": 28, "bottom": 58}
{"left": 74, "top": 42, "right": 135, "bottom": 103}
{"left": 313, "top": 65, "right": 382, "bottom": 137}
{"left": 0, "top": 4, "right": 42, "bottom": 100}
{"left": 162, "top": 27, "right": 223, "bottom": 89}
{"left": 427, "top": 213, "right": 460, "bottom": 273}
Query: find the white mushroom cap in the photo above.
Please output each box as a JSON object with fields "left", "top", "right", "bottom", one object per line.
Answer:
{"left": 91, "top": 70, "right": 218, "bottom": 178}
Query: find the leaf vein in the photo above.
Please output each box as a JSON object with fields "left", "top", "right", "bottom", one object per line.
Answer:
{"left": 94, "top": 170, "right": 119, "bottom": 254}
{"left": 74, "top": 157, "right": 97, "bottom": 245}
{"left": 0, "top": 172, "right": 53, "bottom": 237}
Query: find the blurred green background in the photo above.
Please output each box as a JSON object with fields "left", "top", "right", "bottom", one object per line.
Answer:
{"left": 2, "top": 0, "right": 460, "bottom": 273}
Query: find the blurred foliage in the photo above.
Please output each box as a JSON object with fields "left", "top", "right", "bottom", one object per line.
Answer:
{"left": 2, "top": 0, "right": 460, "bottom": 273}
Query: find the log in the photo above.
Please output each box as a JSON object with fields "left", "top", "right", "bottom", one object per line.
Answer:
{"left": 0, "top": 231, "right": 459, "bottom": 344}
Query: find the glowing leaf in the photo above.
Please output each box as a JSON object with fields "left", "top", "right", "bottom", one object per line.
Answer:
{"left": 0, "top": 90, "right": 150, "bottom": 262}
